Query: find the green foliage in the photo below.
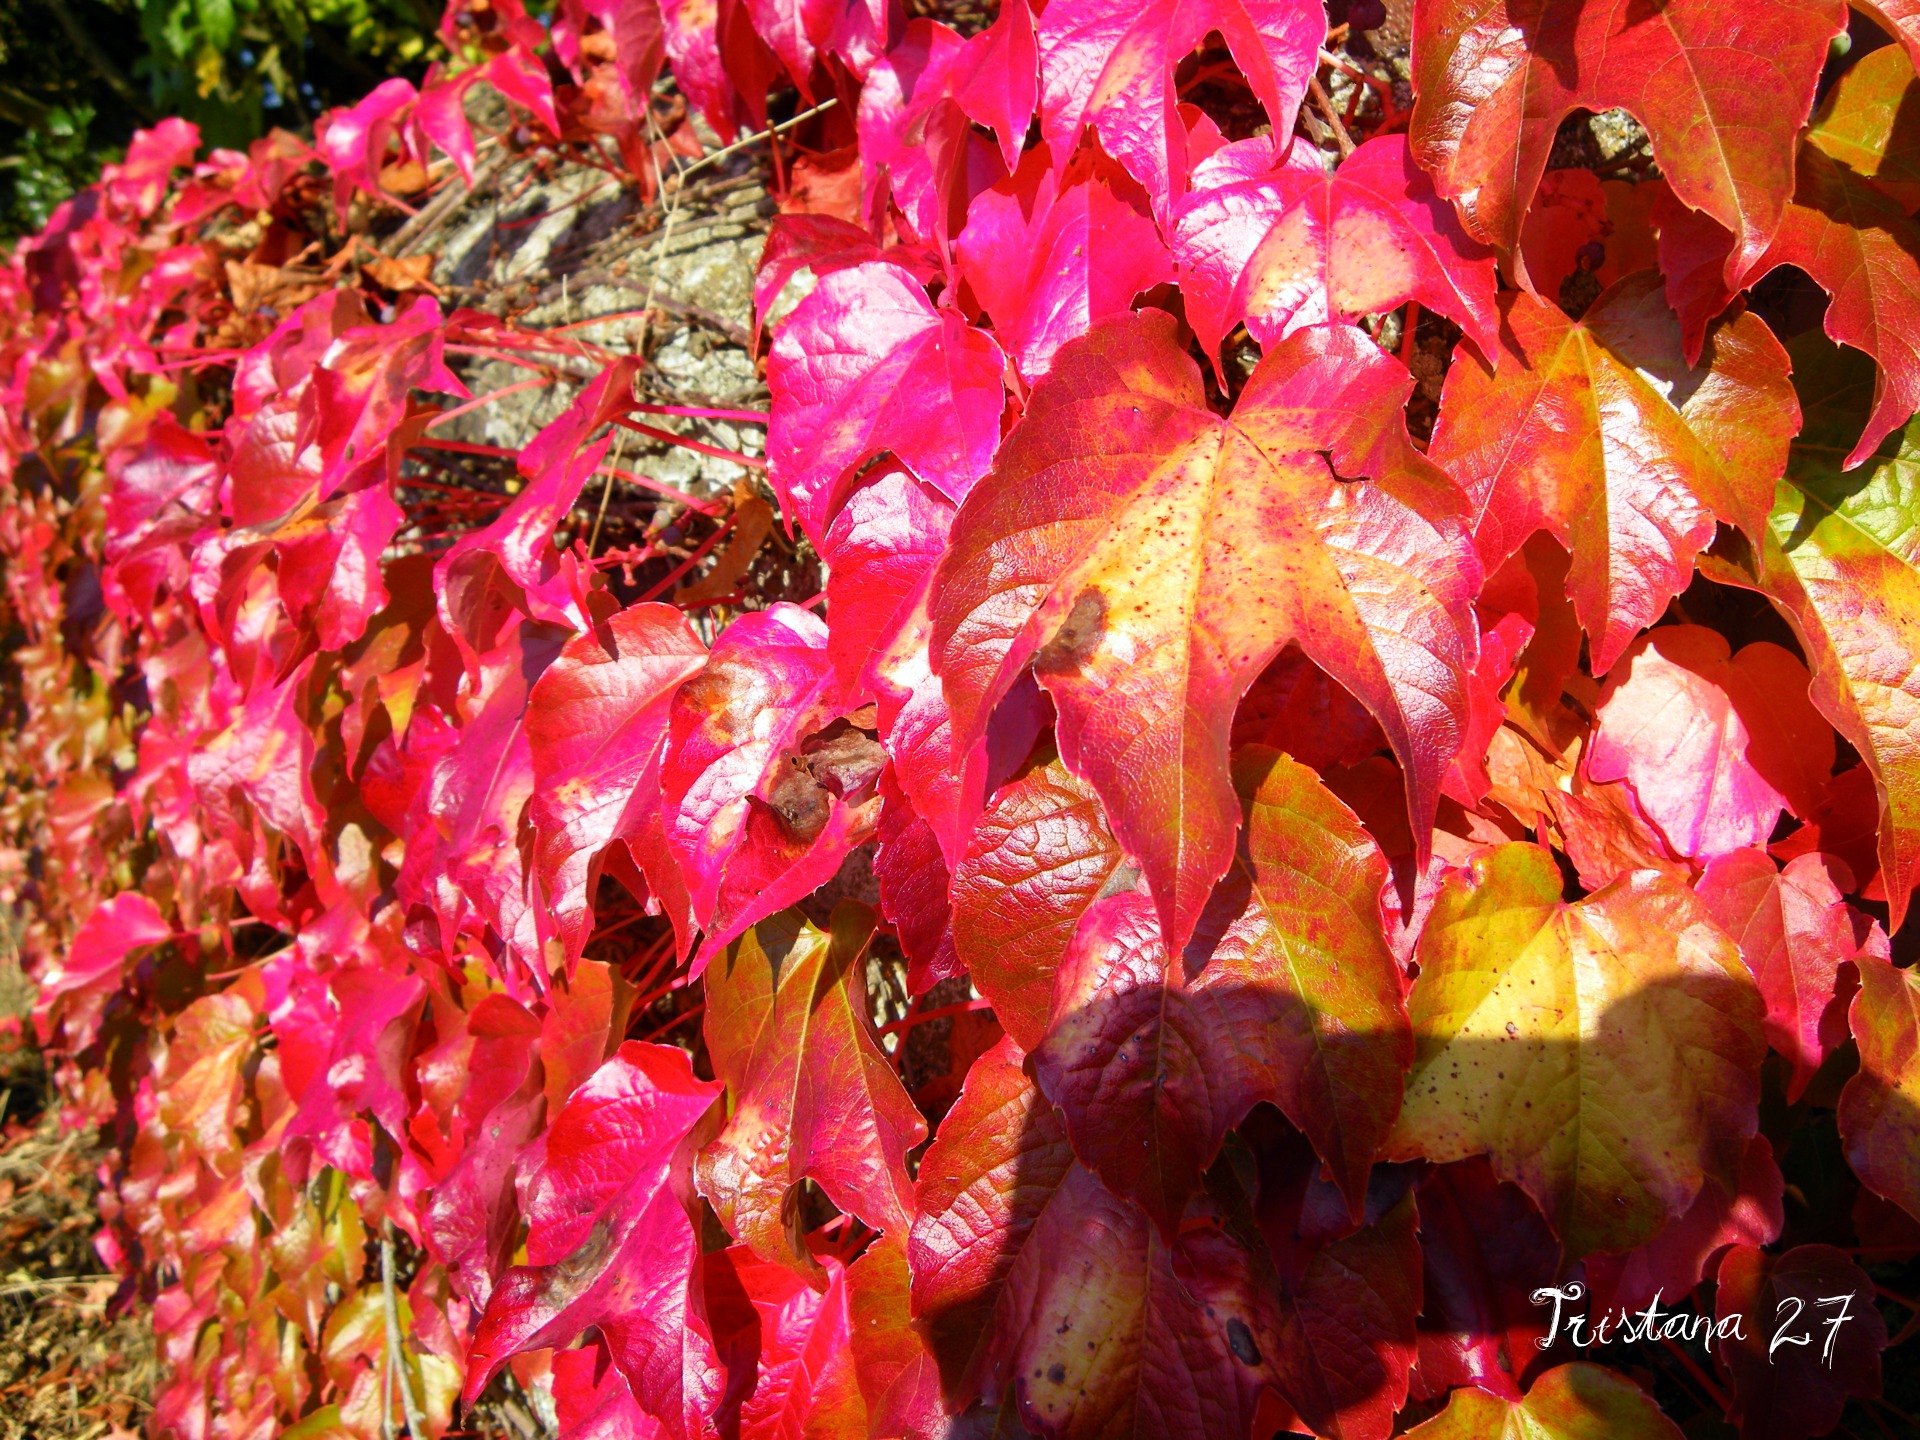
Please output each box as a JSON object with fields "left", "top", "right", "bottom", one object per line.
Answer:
{"left": 0, "top": 0, "right": 442, "bottom": 235}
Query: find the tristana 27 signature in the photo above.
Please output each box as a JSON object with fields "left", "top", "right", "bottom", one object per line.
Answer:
{"left": 1535, "top": 1281, "right": 1863, "bottom": 1365}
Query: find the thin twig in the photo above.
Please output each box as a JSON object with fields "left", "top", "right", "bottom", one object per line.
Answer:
{"left": 392, "top": 147, "right": 510, "bottom": 258}
{"left": 673, "top": 99, "right": 842, "bottom": 185}
{"left": 588, "top": 421, "right": 632, "bottom": 555}
{"left": 1307, "top": 75, "right": 1355, "bottom": 159}
{"left": 382, "top": 1223, "right": 429, "bottom": 1438}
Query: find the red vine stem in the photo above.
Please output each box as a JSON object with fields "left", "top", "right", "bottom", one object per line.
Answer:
{"left": 634, "top": 514, "right": 738, "bottom": 602}
{"left": 1657, "top": 1335, "right": 1729, "bottom": 1412}
{"left": 880, "top": 997, "right": 994, "bottom": 1037}
{"left": 612, "top": 415, "right": 768, "bottom": 470}
{"left": 593, "top": 461, "right": 724, "bottom": 514}
{"left": 426, "top": 375, "right": 553, "bottom": 429}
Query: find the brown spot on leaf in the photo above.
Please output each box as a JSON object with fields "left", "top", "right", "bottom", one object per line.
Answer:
{"left": 1034, "top": 589, "right": 1108, "bottom": 676}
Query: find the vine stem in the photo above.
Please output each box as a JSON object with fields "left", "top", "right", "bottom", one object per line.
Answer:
{"left": 881, "top": 998, "right": 994, "bottom": 1037}
{"left": 381, "top": 1222, "right": 428, "bottom": 1438}
{"left": 1657, "top": 1334, "right": 1729, "bottom": 1412}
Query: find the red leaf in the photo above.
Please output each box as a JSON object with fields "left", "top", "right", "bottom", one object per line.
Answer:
{"left": 767, "top": 261, "right": 1006, "bottom": 539}
{"left": 874, "top": 773, "right": 962, "bottom": 994}
{"left": 1430, "top": 276, "right": 1798, "bottom": 671}
{"left": 696, "top": 907, "right": 925, "bottom": 1266}
{"left": 957, "top": 149, "right": 1171, "bottom": 383}
{"left": 1409, "top": 1159, "right": 1561, "bottom": 1402}
{"left": 437, "top": 358, "right": 640, "bottom": 645}
{"left": 1585, "top": 1134, "right": 1784, "bottom": 1317}
{"left": 1589, "top": 627, "right": 1834, "bottom": 861}
{"left": 1714, "top": 1244, "right": 1888, "bottom": 1440}
{"left": 1755, "top": 144, "right": 1920, "bottom": 468}
{"left": 846, "top": 1235, "right": 948, "bottom": 1440}
{"left": 722, "top": 1249, "right": 868, "bottom": 1437}
{"left": 1517, "top": 169, "right": 1660, "bottom": 303}
{"left": 526, "top": 602, "right": 708, "bottom": 971}
{"left": 1697, "top": 849, "right": 1865, "bottom": 1101}
{"left": 1171, "top": 134, "right": 1498, "bottom": 370}
{"left": 934, "top": 311, "right": 1479, "bottom": 950}
{"left": 1410, "top": 0, "right": 1845, "bottom": 286}
{"left": 820, "top": 462, "right": 955, "bottom": 709}
{"left": 1037, "top": 0, "right": 1322, "bottom": 219}
{"left": 1771, "top": 765, "right": 1886, "bottom": 901}
{"left": 909, "top": 1041, "right": 1293, "bottom": 1440}
{"left": 462, "top": 1043, "right": 722, "bottom": 1437}
{"left": 1033, "top": 750, "right": 1407, "bottom": 1230}
{"left": 662, "top": 604, "right": 883, "bottom": 958}
{"left": 1839, "top": 947, "right": 1920, "bottom": 1224}
{"left": 1230, "top": 647, "right": 1385, "bottom": 772}
{"left": 551, "top": 1345, "right": 663, "bottom": 1440}
{"left": 34, "top": 892, "right": 172, "bottom": 1051}
{"left": 949, "top": 750, "right": 1125, "bottom": 1051}
{"left": 908, "top": 1036, "right": 1077, "bottom": 1406}
{"left": 1247, "top": 1121, "right": 1421, "bottom": 1440}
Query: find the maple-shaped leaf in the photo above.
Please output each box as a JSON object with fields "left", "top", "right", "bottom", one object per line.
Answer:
{"left": 1036, "top": 0, "right": 1322, "bottom": 219}
{"left": 949, "top": 749, "right": 1125, "bottom": 1050}
{"left": 1032, "top": 749, "right": 1408, "bottom": 1231}
{"left": 1754, "top": 336, "right": 1920, "bottom": 926}
{"left": 956, "top": 149, "right": 1171, "bottom": 384}
{"left": 662, "top": 603, "right": 885, "bottom": 957}
{"left": 462, "top": 1043, "right": 722, "bottom": 1439}
{"left": 1714, "top": 1245, "right": 1888, "bottom": 1440}
{"left": 1387, "top": 843, "right": 1766, "bottom": 1257}
{"left": 767, "top": 260, "right": 1006, "bottom": 540}
{"left": 1408, "top": 1159, "right": 1561, "bottom": 1402}
{"left": 1588, "top": 626, "right": 1834, "bottom": 861}
{"left": 1403, "top": 1362, "right": 1684, "bottom": 1439}
{"left": 1808, "top": 42, "right": 1920, "bottom": 211}
{"left": 1697, "top": 849, "right": 1865, "bottom": 1102}
{"left": 909, "top": 1038, "right": 1292, "bottom": 1440}
{"left": 1430, "top": 274, "right": 1797, "bottom": 671}
{"left": 696, "top": 906, "right": 925, "bottom": 1268}
{"left": 1838, "top": 948, "right": 1920, "bottom": 1223}
{"left": 1171, "top": 134, "right": 1498, "bottom": 370}
{"left": 527, "top": 602, "right": 708, "bottom": 971}
{"left": 1584, "top": 1133, "right": 1784, "bottom": 1316}
{"left": 1409, "top": 0, "right": 1845, "bottom": 287}
{"left": 933, "top": 311, "right": 1479, "bottom": 951}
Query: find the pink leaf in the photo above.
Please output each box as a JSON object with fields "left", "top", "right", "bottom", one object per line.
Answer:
{"left": 34, "top": 893, "right": 172, "bottom": 1051}
{"left": 957, "top": 149, "right": 1172, "bottom": 383}
{"left": 1172, "top": 134, "right": 1498, "bottom": 371}
{"left": 1696, "top": 849, "right": 1866, "bottom": 1101}
{"left": 661, "top": 604, "right": 884, "bottom": 959}
{"left": 1588, "top": 626, "right": 1835, "bottom": 860}
{"left": 767, "top": 261, "right": 1006, "bottom": 538}
{"left": 1037, "top": 0, "right": 1323, "bottom": 220}
{"left": 527, "top": 603, "right": 710, "bottom": 971}
{"left": 462, "top": 1044, "right": 723, "bottom": 1438}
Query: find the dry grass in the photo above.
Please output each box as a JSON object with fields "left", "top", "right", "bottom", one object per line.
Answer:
{"left": 0, "top": 941, "right": 157, "bottom": 1440}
